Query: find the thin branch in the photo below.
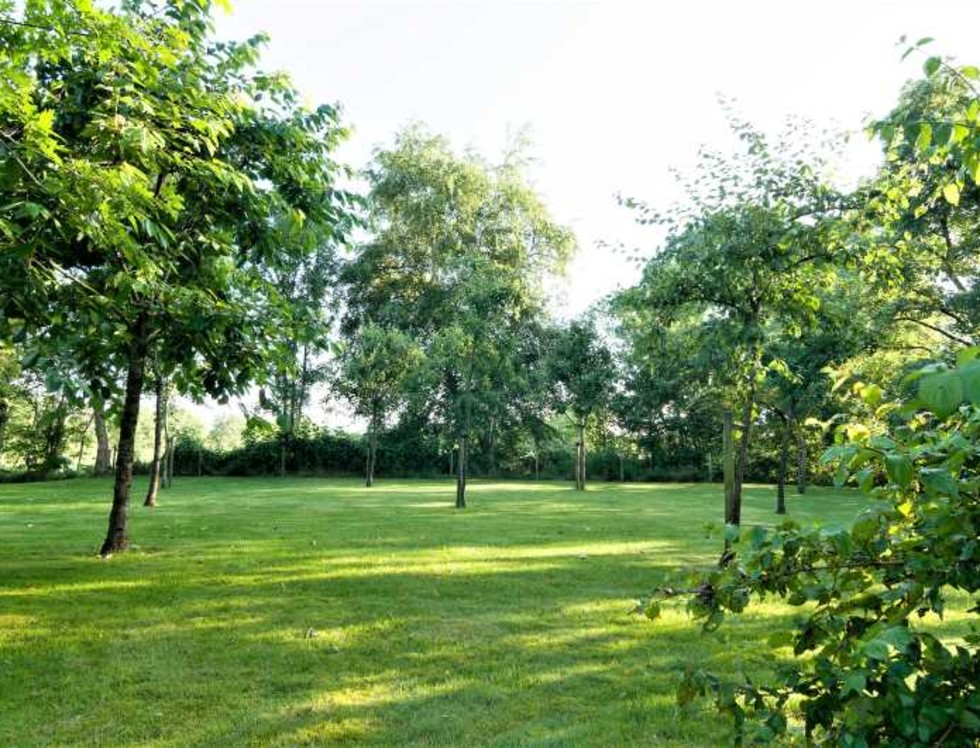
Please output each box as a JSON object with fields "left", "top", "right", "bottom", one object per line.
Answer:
{"left": 893, "top": 316, "right": 974, "bottom": 347}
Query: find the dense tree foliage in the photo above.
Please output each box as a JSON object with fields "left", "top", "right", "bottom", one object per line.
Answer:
{"left": 0, "top": 0, "right": 354, "bottom": 552}
{"left": 634, "top": 47, "right": 980, "bottom": 745}
{"left": 340, "top": 128, "right": 573, "bottom": 507}
{"left": 1, "top": 8, "right": 977, "bottom": 742}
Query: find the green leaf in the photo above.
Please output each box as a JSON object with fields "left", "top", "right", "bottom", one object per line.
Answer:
{"left": 916, "top": 123, "right": 933, "bottom": 150}
{"left": 767, "top": 630, "right": 794, "bottom": 648}
{"left": 859, "top": 383, "right": 883, "bottom": 407}
{"left": 877, "top": 626, "right": 913, "bottom": 652}
{"left": 885, "top": 454, "right": 914, "bottom": 488}
{"left": 962, "top": 65, "right": 980, "bottom": 80}
{"left": 868, "top": 435, "right": 897, "bottom": 450}
{"left": 924, "top": 56, "right": 942, "bottom": 77}
{"left": 842, "top": 671, "right": 867, "bottom": 696}
{"left": 920, "top": 468, "right": 958, "bottom": 497}
{"left": 919, "top": 370, "right": 964, "bottom": 418}
{"left": 952, "top": 123, "right": 971, "bottom": 145}
{"left": 959, "top": 363, "right": 980, "bottom": 405}
{"left": 942, "top": 182, "right": 961, "bottom": 206}
{"left": 956, "top": 346, "right": 980, "bottom": 366}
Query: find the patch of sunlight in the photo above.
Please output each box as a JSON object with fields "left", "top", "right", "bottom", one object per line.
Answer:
{"left": 0, "top": 579, "right": 150, "bottom": 598}
{"left": 563, "top": 598, "right": 646, "bottom": 618}
{"left": 301, "top": 671, "right": 468, "bottom": 710}
{"left": 502, "top": 625, "right": 616, "bottom": 651}
{"left": 0, "top": 614, "right": 48, "bottom": 645}
{"left": 523, "top": 661, "right": 609, "bottom": 687}
{"left": 246, "top": 616, "right": 405, "bottom": 648}
{"left": 274, "top": 716, "right": 374, "bottom": 745}
{"left": 420, "top": 539, "right": 676, "bottom": 561}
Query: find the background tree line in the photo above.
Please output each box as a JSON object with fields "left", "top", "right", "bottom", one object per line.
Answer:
{"left": 0, "top": 0, "right": 974, "bottom": 555}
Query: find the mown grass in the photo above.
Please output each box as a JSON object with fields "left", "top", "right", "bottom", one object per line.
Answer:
{"left": 0, "top": 477, "right": 868, "bottom": 746}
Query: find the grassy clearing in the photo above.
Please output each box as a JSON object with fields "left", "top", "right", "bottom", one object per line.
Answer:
{"left": 1, "top": 477, "right": 867, "bottom": 746}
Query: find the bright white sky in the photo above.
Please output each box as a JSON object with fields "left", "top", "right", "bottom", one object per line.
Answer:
{"left": 201, "top": 0, "right": 980, "bottom": 428}
{"left": 215, "top": 1, "right": 980, "bottom": 314}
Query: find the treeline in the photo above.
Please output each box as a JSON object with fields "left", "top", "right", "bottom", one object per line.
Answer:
{"left": 0, "top": 0, "right": 977, "bottom": 556}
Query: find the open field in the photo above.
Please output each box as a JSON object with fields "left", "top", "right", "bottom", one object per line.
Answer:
{"left": 0, "top": 478, "right": 868, "bottom": 746}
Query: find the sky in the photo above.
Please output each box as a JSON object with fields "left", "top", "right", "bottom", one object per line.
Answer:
{"left": 213, "top": 1, "right": 980, "bottom": 313}
{"left": 200, "top": 0, "right": 980, "bottom": 428}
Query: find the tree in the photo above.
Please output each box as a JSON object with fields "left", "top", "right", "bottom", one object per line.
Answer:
{"left": 335, "top": 324, "right": 423, "bottom": 487}
{"left": 0, "top": 1, "right": 354, "bottom": 554}
{"left": 341, "top": 127, "right": 572, "bottom": 507}
{"left": 637, "top": 49, "right": 980, "bottom": 745}
{"left": 206, "top": 411, "right": 245, "bottom": 453}
{"left": 547, "top": 317, "right": 616, "bottom": 490}
{"left": 618, "top": 115, "right": 844, "bottom": 526}
{"left": 646, "top": 355, "right": 980, "bottom": 745}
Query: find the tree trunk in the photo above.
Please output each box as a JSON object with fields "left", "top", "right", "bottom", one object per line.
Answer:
{"left": 279, "top": 437, "right": 286, "bottom": 478}
{"left": 776, "top": 411, "right": 790, "bottom": 515}
{"left": 534, "top": 452, "right": 539, "bottom": 481}
{"left": 574, "top": 421, "right": 587, "bottom": 491}
{"left": 619, "top": 453, "right": 625, "bottom": 483}
{"left": 723, "top": 408, "right": 736, "bottom": 525}
{"left": 100, "top": 314, "right": 149, "bottom": 557}
{"left": 198, "top": 447, "right": 203, "bottom": 477}
{"left": 144, "top": 376, "right": 166, "bottom": 507}
{"left": 163, "top": 434, "right": 174, "bottom": 489}
{"left": 76, "top": 415, "right": 93, "bottom": 472}
{"left": 455, "top": 433, "right": 467, "bottom": 509}
{"left": 365, "top": 418, "right": 377, "bottom": 488}
{"left": 92, "top": 398, "right": 112, "bottom": 476}
{"left": 730, "top": 390, "right": 754, "bottom": 527}
{"left": 0, "top": 399, "right": 8, "bottom": 469}
{"left": 448, "top": 445, "right": 454, "bottom": 476}
{"left": 796, "top": 429, "right": 808, "bottom": 495}
{"left": 487, "top": 416, "right": 497, "bottom": 478}
{"left": 161, "top": 410, "right": 172, "bottom": 489}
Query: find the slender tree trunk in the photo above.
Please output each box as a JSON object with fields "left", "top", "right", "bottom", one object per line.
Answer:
{"left": 100, "top": 314, "right": 149, "bottom": 557}
{"left": 92, "top": 398, "right": 112, "bottom": 476}
{"left": 723, "top": 408, "right": 736, "bottom": 525}
{"left": 76, "top": 415, "right": 93, "bottom": 472}
{"left": 796, "top": 429, "right": 808, "bottom": 495}
{"left": 574, "top": 420, "right": 587, "bottom": 491}
{"left": 197, "top": 447, "right": 203, "bottom": 477}
{"left": 619, "top": 453, "right": 625, "bottom": 483}
{"left": 449, "top": 445, "right": 454, "bottom": 476}
{"left": 487, "top": 416, "right": 497, "bottom": 478}
{"left": 534, "top": 452, "right": 539, "bottom": 481}
{"left": 163, "top": 434, "right": 175, "bottom": 488}
{"left": 144, "top": 376, "right": 166, "bottom": 507}
{"left": 279, "top": 437, "right": 286, "bottom": 478}
{"left": 0, "top": 399, "right": 8, "bottom": 470}
{"left": 776, "top": 411, "right": 790, "bottom": 515}
{"left": 365, "top": 417, "right": 377, "bottom": 488}
{"left": 455, "top": 433, "right": 467, "bottom": 509}
{"left": 730, "top": 388, "right": 754, "bottom": 527}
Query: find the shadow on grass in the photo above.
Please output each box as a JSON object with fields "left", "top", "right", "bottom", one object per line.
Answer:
{"left": 0, "top": 477, "right": 869, "bottom": 746}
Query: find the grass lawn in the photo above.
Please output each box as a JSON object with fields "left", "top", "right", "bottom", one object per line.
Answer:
{"left": 0, "top": 477, "right": 868, "bottom": 746}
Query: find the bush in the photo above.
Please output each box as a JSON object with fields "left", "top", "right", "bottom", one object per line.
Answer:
{"left": 644, "top": 360, "right": 980, "bottom": 745}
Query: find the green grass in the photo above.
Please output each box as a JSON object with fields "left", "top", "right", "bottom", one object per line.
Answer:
{"left": 0, "top": 477, "right": 868, "bottom": 746}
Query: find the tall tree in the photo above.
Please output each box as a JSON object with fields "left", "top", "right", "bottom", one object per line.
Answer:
{"left": 617, "top": 116, "right": 844, "bottom": 526}
{"left": 0, "top": 0, "right": 354, "bottom": 554}
{"left": 335, "top": 324, "right": 423, "bottom": 487}
{"left": 547, "top": 317, "right": 616, "bottom": 491}
{"left": 342, "top": 127, "right": 573, "bottom": 507}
